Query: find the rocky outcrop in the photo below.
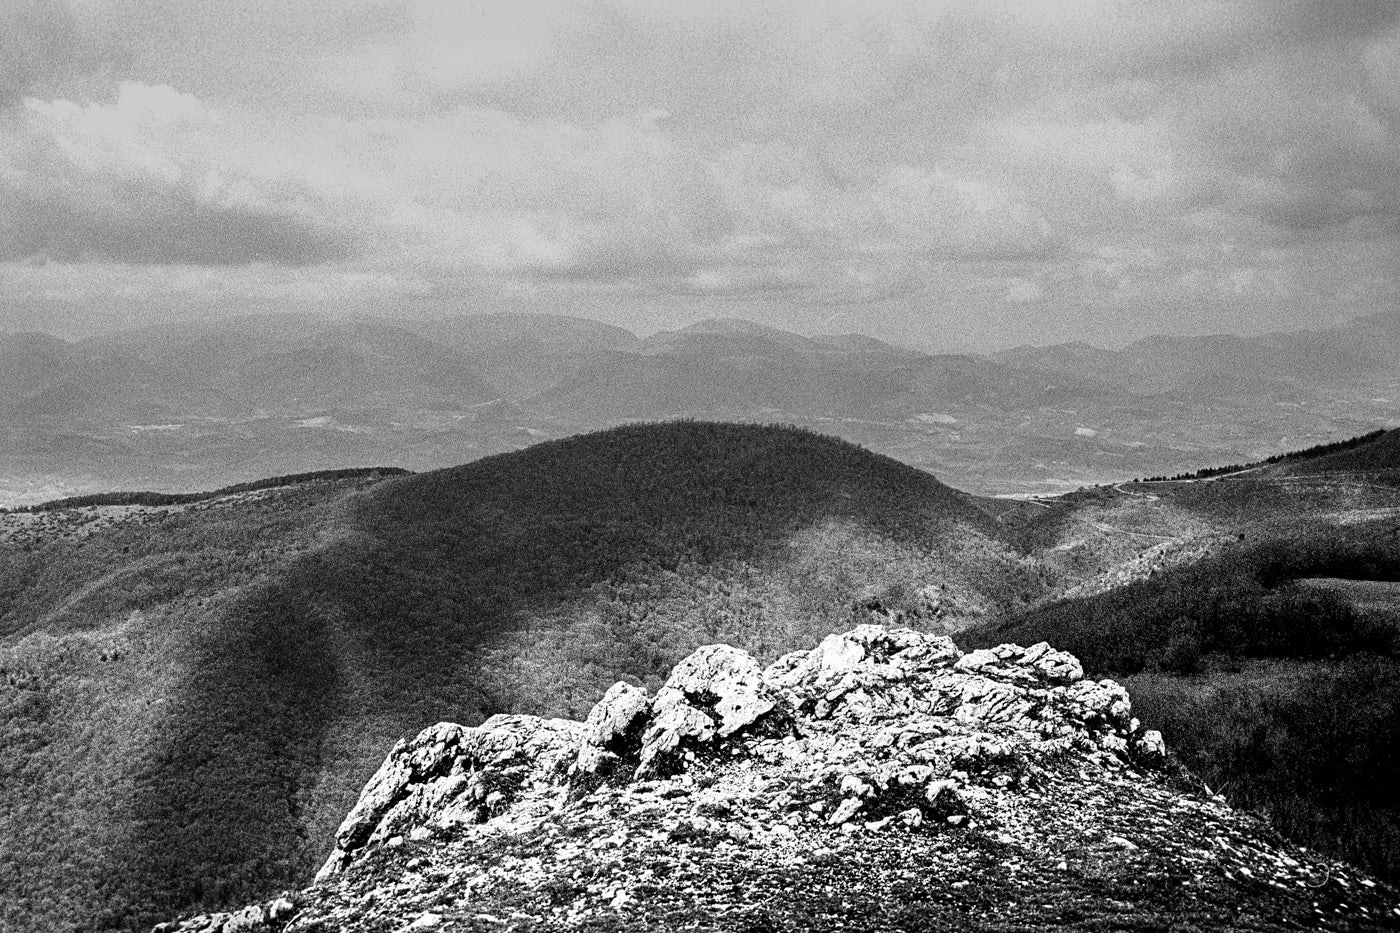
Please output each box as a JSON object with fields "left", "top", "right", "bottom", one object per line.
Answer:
{"left": 160, "top": 625, "right": 1399, "bottom": 933}
{"left": 316, "top": 715, "right": 584, "bottom": 879}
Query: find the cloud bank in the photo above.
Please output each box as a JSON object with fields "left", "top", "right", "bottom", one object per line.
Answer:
{"left": 0, "top": 0, "right": 1397, "bottom": 348}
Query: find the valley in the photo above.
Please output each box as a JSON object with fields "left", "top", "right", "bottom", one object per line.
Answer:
{"left": 4, "top": 311, "right": 1399, "bottom": 507}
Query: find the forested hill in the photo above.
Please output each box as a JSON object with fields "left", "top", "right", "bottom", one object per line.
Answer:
{"left": 1274, "top": 426, "right": 1400, "bottom": 475}
{"left": 0, "top": 422, "right": 1039, "bottom": 933}
{"left": 1133, "top": 427, "right": 1398, "bottom": 483}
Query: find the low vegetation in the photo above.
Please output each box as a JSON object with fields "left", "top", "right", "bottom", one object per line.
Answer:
{"left": 10, "top": 467, "right": 410, "bottom": 513}
{"left": 1127, "top": 657, "right": 1400, "bottom": 882}
{"left": 1137, "top": 427, "right": 1389, "bottom": 482}
{"left": 981, "top": 519, "right": 1400, "bottom": 674}
{"left": 971, "top": 514, "right": 1400, "bottom": 883}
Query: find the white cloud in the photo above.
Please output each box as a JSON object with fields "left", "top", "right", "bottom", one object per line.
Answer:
{"left": 1003, "top": 277, "right": 1042, "bottom": 304}
{"left": 0, "top": 82, "right": 353, "bottom": 263}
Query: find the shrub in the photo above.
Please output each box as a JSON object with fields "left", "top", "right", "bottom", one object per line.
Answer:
{"left": 1127, "top": 656, "right": 1400, "bottom": 882}
{"left": 1161, "top": 632, "right": 1202, "bottom": 675}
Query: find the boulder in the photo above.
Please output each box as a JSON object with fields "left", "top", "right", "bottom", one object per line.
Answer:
{"left": 316, "top": 715, "right": 584, "bottom": 879}
{"left": 310, "top": 625, "right": 1168, "bottom": 881}
{"left": 573, "top": 681, "right": 651, "bottom": 780}
{"left": 637, "top": 644, "right": 783, "bottom": 777}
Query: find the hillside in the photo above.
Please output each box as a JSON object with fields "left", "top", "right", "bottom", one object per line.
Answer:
{"left": 971, "top": 464, "right": 1400, "bottom": 886}
{"left": 158, "top": 625, "right": 1400, "bottom": 933}
{"left": 1273, "top": 427, "right": 1400, "bottom": 477}
{"left": 0, "top": 423, "right": 1041, "bottom": 933}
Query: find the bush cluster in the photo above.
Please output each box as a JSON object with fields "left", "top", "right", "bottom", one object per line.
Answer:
{"left": 980, "top": 520, "right": 1400, "bottom": 674}
{"left": 1128, "top": 656, "right": 1400, "bottom": 882}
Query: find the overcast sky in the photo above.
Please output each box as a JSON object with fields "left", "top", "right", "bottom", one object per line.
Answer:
{"left": 1, "top": 0, "right": 1397, "bottom": 350}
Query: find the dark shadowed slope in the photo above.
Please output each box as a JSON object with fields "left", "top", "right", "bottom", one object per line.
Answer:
{"left": 0, "top": 423, "right": 1037, "bottom": 933}
{"left": 1272, "top": 427, "right": 1400, "bottom": 476}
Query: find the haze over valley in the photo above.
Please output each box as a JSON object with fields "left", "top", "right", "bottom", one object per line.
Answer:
{"left": 4, "top": 309, "right": 1399, "bottom": 506}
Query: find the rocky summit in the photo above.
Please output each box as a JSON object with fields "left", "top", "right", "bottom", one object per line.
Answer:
{"left": 157, "top": 625, "right": 1400, "bottom": 932}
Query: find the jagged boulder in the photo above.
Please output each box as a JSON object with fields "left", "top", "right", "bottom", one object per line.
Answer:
{"left": 637, "top": 643, "right": 786, "bottom": 778}
{"left": 316, "top": 715, "right": 583, "bottom": 879}
{"left": 955, "top": 640, "right": 1084, "bottom": 685}
{"left": 151, "top": 895, "right": 296, "bottom": 933}
{"left": 315, "top": 625, "right": 1162, "bottom": 884}
{"left": 572, "top": 680, "right": 651, "bottom": 780}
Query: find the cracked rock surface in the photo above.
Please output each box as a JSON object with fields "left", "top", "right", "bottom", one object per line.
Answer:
{"left": 156, "top": 625, "right": 1400, "bottom": 932}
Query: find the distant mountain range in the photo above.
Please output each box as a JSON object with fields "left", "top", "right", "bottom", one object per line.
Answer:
{"left": 2, "top": 309, "right": 1398, "bottom": 505}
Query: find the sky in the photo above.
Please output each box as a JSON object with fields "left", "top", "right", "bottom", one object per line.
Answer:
{"left": 0, "top": 0, "right": 1397, "bottom": 351}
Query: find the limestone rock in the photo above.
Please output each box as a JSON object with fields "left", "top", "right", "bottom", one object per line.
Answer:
{"left": 655, "top": 643, "right": 776, "bottom": 735}
{"left": 316, "top": 715, "right": 584, "bottom": 880}
{"left": 573, "top": 681, "right": 650, "bottom": 780}
{"left": 162, "top": 624, "right": 1399, "bottom": 933}
{"left": 151, "top": 895, "right": 297, "bottom": 933}
{"left": 954, "top": 641, "right": 1083, "bottom": 686}
{"left": 637, "top": 643, "right": 783, "bottom": 777}
{"left": 1133, "top": 728, "right": 1167, "bottom": 765}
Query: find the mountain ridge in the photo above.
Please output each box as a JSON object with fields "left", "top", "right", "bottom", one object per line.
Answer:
{"left": 5, "top": 309, "right": 1398, "bottom": 504}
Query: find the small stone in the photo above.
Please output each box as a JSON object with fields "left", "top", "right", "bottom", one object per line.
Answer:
{"left": 267, "top": 897, "right": 296, "bottom": 921}
{"left": 1133, "top": 730, "right": 1167, "bottom": 764}
{"left": 925, "top": 779, "right": 956, "bottom": 803}
{"left": 827, "top": 797, "right": 864, "bottom": 826}
{"left": 840, "top": 775, "right": 874, "bottom": 797}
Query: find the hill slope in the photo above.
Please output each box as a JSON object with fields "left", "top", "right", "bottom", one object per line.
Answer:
{"left": 0, "top": 423, "right": 1038, "bottom": 933}
{"left": 1273, "top": 427, "right": 1400, "bottom": 476}
{"left": 971, "top": 464, "right": 1400, "bottom": 887}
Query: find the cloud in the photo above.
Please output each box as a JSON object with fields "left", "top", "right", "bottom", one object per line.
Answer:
{"left": 0, "top": 0, "right": 80, "bottom": 104}
{"left": 1002, "top": 277, "right": 1042, "bottom": 304}
{"left": 0, "top": 82, "right": 355, "bottom": 264}
{"left": 1, "top": 1, "right": 1399, "bottom": 348}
